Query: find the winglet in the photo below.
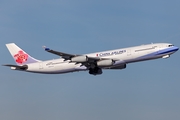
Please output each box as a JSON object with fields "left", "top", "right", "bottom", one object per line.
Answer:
{"left": 42, "top": 46, "right": 50, "bottom": 51}
{"left": 45, "top": 48, "right": 50, "bottom": 51}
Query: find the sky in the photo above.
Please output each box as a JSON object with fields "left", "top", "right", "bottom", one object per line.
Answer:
{"left": 0, "top": 0, "right": 180, "bottom": 120}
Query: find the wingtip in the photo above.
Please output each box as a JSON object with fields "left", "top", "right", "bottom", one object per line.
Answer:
{"left": 42, "top": 46, "right": 50, "bottom": 51}
{"left": 45, "top": 48, "right": 50, "bottom": 51}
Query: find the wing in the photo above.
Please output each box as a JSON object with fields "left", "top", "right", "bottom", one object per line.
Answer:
{"left": 43, "top": 46, "right": 101, "bottom": 62}
{"left": 44, "top": 47, "right": 78, "bottom": 59}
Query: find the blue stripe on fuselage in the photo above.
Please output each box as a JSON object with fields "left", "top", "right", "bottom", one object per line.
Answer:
{"left": 135, "top": 46, "right": 179, "bottom": 60}
{"left": 156, "top": 46, "right": 179, "bottom": 55}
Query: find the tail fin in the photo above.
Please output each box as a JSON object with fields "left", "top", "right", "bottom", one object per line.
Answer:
{"left": 6, "top": 43, "right": 41, "bottom": 65}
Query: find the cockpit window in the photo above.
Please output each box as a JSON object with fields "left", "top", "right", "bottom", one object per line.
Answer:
{"left": 168, "top": 45, "right": 174, "bottom": 47}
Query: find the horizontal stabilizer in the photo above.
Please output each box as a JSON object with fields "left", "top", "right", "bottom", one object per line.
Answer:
{"left": 2, "top": 64, "right": 28, "bottom": 70}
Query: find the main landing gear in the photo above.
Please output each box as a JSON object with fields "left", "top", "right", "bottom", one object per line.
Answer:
{"left": 89, "top": 67, "right": 102, "bottom": 75}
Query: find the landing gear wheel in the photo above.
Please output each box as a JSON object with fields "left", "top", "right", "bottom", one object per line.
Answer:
{"left": 89, "top": 67, "right": 102, "bottom": 75}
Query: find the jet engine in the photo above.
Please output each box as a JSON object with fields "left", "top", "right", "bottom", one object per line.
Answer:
{"left": 108, "top": 64, "right": 126, "bottom": 69}
{"left": 97, "top": 59, "right": 114, "bottom": 67}
{"left": 71, "top": 56, "right": 88, "bottom": 62}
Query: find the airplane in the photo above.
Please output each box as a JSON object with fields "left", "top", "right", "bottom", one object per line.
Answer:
{"left": 3, "top": 43, "right": 179, "bottom": 75}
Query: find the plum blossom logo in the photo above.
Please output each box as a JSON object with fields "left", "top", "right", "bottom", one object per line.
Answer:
{"left": 14, "top": 50, "right": 28, "bottom": 64}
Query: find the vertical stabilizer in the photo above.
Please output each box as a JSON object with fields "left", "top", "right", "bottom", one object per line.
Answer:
{"left": 6, "top": 43, "right": 41, "bottom": 65}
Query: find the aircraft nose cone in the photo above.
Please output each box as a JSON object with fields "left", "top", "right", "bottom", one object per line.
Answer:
{"left": 174, "top": 46, "right": 179, "bottom": 51}
{"left": 171, "top": 46, "right": 179, "bottom": 54}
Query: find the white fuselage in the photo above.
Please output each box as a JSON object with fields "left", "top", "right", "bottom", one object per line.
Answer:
{"left": 20, "top": 43, "right": 179, "bottom": 74}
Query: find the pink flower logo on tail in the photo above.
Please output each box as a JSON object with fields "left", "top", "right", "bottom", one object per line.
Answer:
{"left": 14, "top": 51, "right": 28, "bottom": 64}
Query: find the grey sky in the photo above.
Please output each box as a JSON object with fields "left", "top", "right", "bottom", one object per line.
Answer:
{"left": 0, "top": 0, "right": 180, "bottom": 120}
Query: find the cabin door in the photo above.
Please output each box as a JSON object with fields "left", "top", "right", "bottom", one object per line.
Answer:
{"left": 127, "top": 49, "right": 131, "bottom": 56}
{"left": 39, "top": 63, "right": 43, "bottom": 69}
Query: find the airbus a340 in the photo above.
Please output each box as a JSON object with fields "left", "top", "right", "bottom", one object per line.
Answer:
{"left": 3, "top": 43, "right": 179, "bottom": 75}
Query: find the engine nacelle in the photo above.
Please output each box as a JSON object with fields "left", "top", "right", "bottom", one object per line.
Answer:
{"left": 108, "top": 64, "right": 126, "bottom": 69}
{"left": 97, "top": 59, "right": 114, "bottom": 67}
{"left": 113, "top": 60, "right": 126, "bottom": 66}
{"left": 71, "top": 56, "right": 88, "bottom": 62}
